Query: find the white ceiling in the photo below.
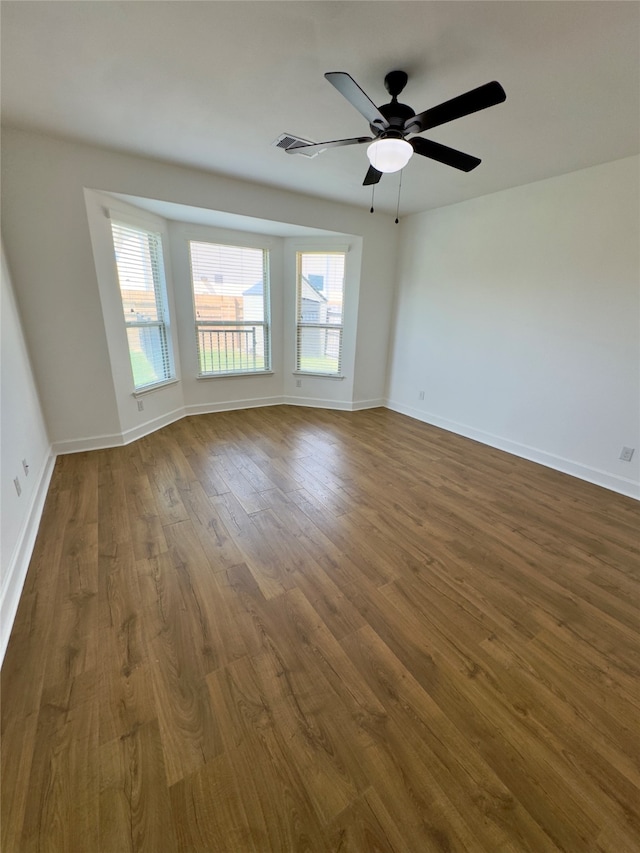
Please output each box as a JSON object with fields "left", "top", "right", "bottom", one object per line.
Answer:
{"left": 2, "top": 1, "right": 639, "bottom": 216}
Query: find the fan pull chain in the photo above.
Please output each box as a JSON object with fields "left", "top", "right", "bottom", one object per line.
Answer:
{"left": 395, "top": 170, "right": 403, "bottom": 224}
{"left": 370, "top": 184, "right": 375, "bottom": 214}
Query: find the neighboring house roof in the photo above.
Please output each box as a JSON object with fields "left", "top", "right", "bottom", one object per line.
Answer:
{"left": 301, "top": 276, "right": 327, "bottom": 303}
{"left": 243, "top": 277, "right": 327, "bottom": 302}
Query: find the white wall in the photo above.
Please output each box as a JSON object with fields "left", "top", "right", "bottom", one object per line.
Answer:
{"left": 1, "top": 129, "right": 397, "bottom": 453}
{"left": 1, "top": 244, "right": 53, "bottom": 661}
{"left": 387, "top": 156, "right": 640, "bottom": 498}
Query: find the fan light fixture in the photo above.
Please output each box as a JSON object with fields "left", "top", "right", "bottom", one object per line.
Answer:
{"left": 367, "top": 137, "right": 413, "bottom": 173}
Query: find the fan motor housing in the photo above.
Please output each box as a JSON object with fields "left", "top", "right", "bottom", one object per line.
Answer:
{"left": 370, "top": 101, "right": 415, "bottom": 135}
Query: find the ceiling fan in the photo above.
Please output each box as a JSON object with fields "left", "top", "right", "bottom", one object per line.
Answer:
{"left": 286, "top": 71, "right": 506, "bottom": 185}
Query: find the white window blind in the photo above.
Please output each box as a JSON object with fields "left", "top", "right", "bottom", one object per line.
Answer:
{"left": 296, "top": 251, "right": 345, "bottom": 376}
{"left": 111, "top": 220, "right": 174, "bottom": 390}
{"left": 189, "top": 241, "right": 270, "bottom": 376}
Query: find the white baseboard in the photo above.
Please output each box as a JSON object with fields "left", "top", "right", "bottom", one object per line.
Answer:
{"left": 120, "top": 407, "right": 186, "bottom": 445}
{"left": 386, "top": 399, "right": 640, "bottom": 501}
{"left": 51, "top": 431, "right": 126, "bottom": 454}
{"left": 50, "top": 397, "right": 387, "bottom": 455}
{"left": 185, "top": 396, "right": 285, "bottom": 417}
{"left": 52, "top": 400, "right": 290, "bottom": 454}
{"left": 351, "top": 398, "right": 386, "bottom": 411}
{"left": 282, "top": 396, "right": 385, "bottom": 411}
{"left": 0, "top": 451, "right": 56, "bottom": 665}
{"left": 282, "top": 395, "right": 353, "bottom": 411}
{"left": 51, "top": 407, "right": 186, "bottom": 454}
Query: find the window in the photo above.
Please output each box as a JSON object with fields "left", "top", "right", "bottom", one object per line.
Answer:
{"left": 189, "top": 241, "right": 270, "bottom": 376}
{"left": 110, "top": 220, "right": 175, "bottom": 391}
{"left": 296, "top": 251, "right": 346, "bottom": 376}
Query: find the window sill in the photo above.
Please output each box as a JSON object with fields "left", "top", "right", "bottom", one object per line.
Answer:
{"left": 133, "top": 378, "right": 180, "bottom": 397}
{"left": 197, "top": 371, "right": 275, "bottom": 380}
{"left": 293, "top": 371, "right": 345, "bottom": 380}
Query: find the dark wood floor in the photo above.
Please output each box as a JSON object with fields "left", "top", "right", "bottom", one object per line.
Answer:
{"left": 2, "top": 405, "right": 639, "bottom": 852}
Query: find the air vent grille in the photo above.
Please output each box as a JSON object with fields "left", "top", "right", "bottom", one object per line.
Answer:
{"left": 273, "top": 133, "right": 323, "bottom": 158}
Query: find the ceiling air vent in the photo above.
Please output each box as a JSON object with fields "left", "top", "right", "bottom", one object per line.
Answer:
{"left": 273, "top": 133, "right": 324, "bottom": 158}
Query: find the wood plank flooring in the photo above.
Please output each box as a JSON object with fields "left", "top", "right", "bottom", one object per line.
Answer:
{"left": 2, "top": 405, "right": 639, "bottom": 852}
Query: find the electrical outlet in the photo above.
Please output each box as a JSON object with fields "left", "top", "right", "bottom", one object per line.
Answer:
{"left": 296, "top": 379, "right": 302, "bottom": 388}
{"left": 14, "top": 477, "right": 21, "bottom": 496}
{"left": 419, "top": 390, "right": 425, "bottom": 400}
{"left": 137, "top": 399, "right": 144, "bottom": 412}
{"left": 619, "top": 446, "right": 635, "bottom": 462}
{"left": 22, "top": 459, "right": 29, "bottom": 476}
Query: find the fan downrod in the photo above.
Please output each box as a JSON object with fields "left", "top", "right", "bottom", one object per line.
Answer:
{"left": 384, "top": 70, "right": 408, "bottom": 99}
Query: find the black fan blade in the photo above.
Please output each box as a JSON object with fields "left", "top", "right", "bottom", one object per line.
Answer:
{"left": 363, "top": 165, "right": 383, "bottom": 186}
{"left": 406, "top": 81, "right": 506, "bottom": 133}
{"left": 411, "top": 137, "right": 481, "bottom": 172}
{"left": 325, "top": 72, "right": 389, "bottom": 130}
{"left": 285, "top": 135, "right": 372, "bottom": 154}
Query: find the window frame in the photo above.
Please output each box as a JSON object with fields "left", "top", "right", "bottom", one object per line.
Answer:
{"left": 110, "top": 218, "right": 176, "bottom": 393}
{"left": 295, "top": 249, "right": 347, "bottom": 378}
{"left": 188, "top": 238, "right": 272, "bottom": 378}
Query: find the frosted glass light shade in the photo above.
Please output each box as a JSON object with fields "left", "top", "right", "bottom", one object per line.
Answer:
{"left": 367, "top": 138, "right": 413, "bottom": 173}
